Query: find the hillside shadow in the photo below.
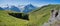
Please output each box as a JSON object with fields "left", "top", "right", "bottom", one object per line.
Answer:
{"left": 8, "top": 13, "right": 29, "bottom": 20}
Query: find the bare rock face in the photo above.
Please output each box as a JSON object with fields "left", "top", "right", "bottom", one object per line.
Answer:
{"left": 43, "top": 9, "right": 60, "bottom": 26}
{"left": 52, "top": 22, "right": 60, "bottom": 26}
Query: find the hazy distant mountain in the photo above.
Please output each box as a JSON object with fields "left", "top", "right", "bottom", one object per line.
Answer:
{"left": 2, "top": 5, "right": 21, "bottom": 12}
{"left": 0, "top": 7, "right": 4, "bottom": 10}
{"left": 23, "top": 4, "right": 36, "bottom": 13}
{"left": 17, "top": 5, "right": 25, "bottom": 12}
{"left": 0, "top": 4, "right": 37, "bottom": 13}
{"left": 3, "top": 7, "right": 9, "bottom": 10}
{"left": 10, "top": 6, "right": 21, "bottom": 12}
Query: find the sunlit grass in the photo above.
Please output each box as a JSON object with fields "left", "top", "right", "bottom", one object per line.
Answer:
{"left": 0, "top": 4, "right": 60, "bottom": 26}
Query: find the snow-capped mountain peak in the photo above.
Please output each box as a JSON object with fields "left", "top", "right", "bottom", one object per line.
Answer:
{"left": 0, "top": 4, "right": 37, "bottom": 13}
{"left": 23, "top": 4, "right": 36, "bottom": 13}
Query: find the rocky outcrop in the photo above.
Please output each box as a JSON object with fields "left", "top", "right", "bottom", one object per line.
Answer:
{"left": 43, "top": 9, "right": 60, "bottom": 26}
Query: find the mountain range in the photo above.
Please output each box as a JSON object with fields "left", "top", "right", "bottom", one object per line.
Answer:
{"left": 0, "top": 4, "right": 37, "bottom": 13}
{"left": 23, "top": 4, "right": 36, "bottom": 13}
{"left": 0, "top": 4, "right": 60, "bottom": 26}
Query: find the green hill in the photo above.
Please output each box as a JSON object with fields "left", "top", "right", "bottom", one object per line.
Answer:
{"left": 0, "top": 4, "right": 60, "bottom": 26}
{"left": 0, "top": 10, "right": 28, "bottom": 26}
{"left": 29, "top": 4, "right": 60, "bottom": 26}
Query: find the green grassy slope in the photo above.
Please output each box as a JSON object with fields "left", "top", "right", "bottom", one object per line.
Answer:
{"left": 0, "top": 4, "right": 60, "bottom": 26}
{"left": 0, "top": 10, "right": 28, "bottom": 26}
{"left": 29, "top": 4, "right": 60, "bottom": 26}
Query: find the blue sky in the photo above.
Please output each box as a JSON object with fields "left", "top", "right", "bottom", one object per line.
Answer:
{"left": 0, "top": 0, "right": 60, "bottom": 7}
